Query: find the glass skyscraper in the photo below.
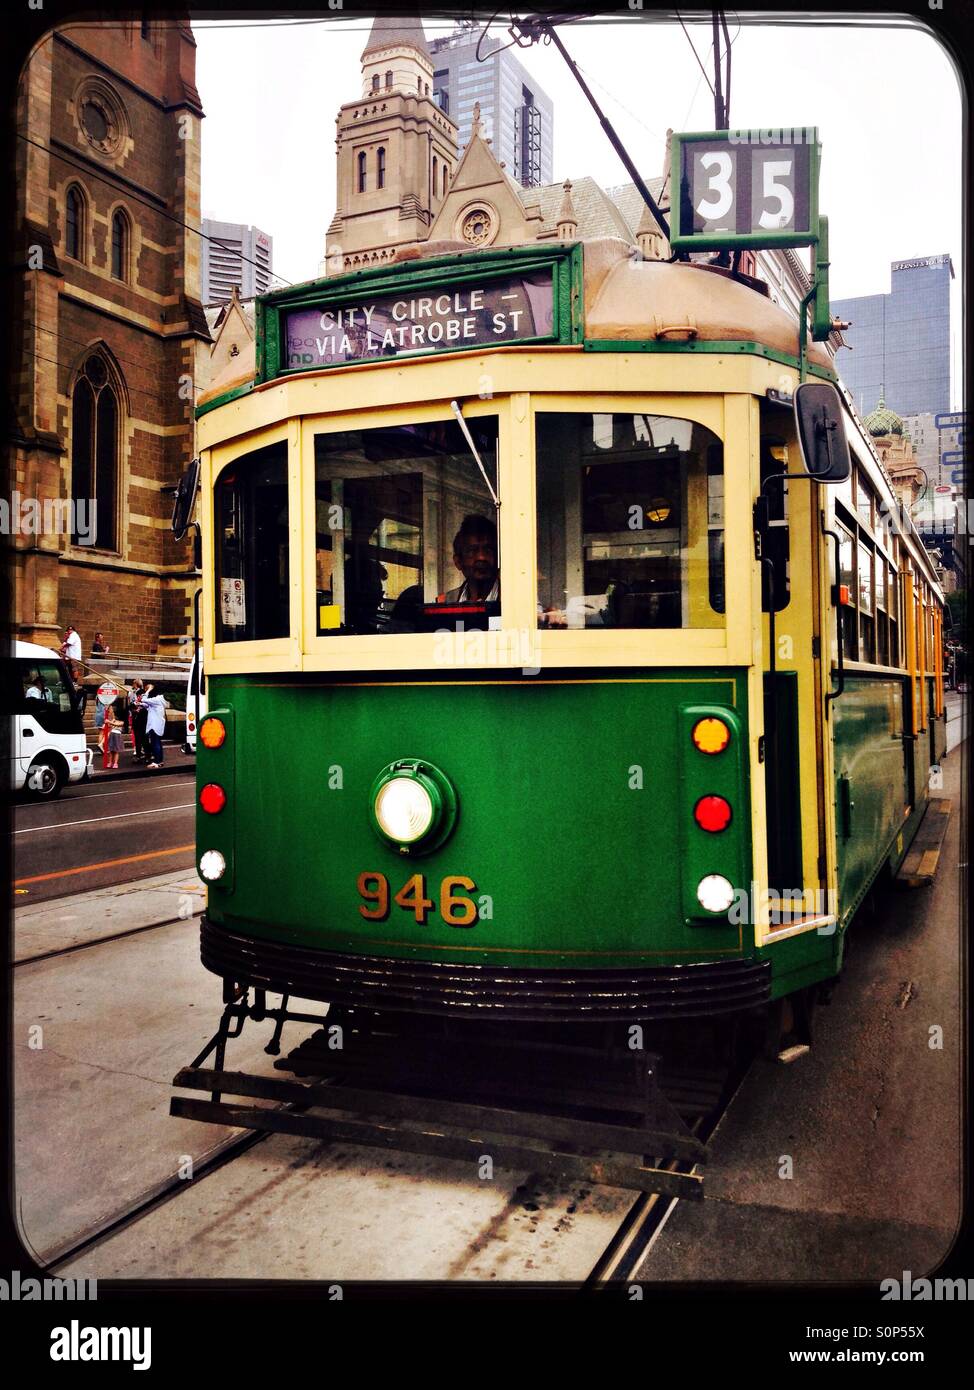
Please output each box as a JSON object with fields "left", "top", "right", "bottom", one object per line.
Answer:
{"left": 832, "top": 254, "right": 953, "bottom": 418}
{"left": 429, "top": 30, "right": 553, "bottom": 188}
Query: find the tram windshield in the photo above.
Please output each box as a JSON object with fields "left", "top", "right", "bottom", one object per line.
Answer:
{"left": 313, "top": 417, "right": 500, "bottom": 635}
{"left": 536, "top": 413, "right": 725, "bottom": 629}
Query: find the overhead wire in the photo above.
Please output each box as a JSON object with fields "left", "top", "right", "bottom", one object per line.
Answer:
{"left": 16, "top": 131, "right": 294, "bottom": 288}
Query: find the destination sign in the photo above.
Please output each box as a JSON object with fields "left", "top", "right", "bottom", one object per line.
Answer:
{"left": 284, "top": 271, "right": 554, "bottom": 371}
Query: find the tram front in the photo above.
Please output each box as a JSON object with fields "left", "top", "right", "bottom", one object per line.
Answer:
{"left": 183, "top": 238, "right": 838, "bottom": 1025}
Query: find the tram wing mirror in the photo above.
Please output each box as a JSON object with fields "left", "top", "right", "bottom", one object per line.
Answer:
{"left": 171, "top": 457, "right": 201, "bottom": 541}
{"left": 794, "top": 383, "right": 851, "bottom": 483}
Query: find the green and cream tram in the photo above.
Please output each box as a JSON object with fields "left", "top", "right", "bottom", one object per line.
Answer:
{"left": 182, "top": 235, "right": 946, "bottom": 1029}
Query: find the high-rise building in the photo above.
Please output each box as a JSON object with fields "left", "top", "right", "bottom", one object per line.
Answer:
{"left": 832, "top": 254, "right": 953, "bottom": 419}
{"left": 202, "top": 219, "right": 273, "bottom": 304}
{"left": 429, "top": 26, "right": 553, "bottom": 188}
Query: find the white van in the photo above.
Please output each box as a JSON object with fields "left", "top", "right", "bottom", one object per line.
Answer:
{"left": 8, "top": 640, "right": 93, "bottom": 797}
{"left": 183, "top": 646, "right": 205, "bottom": 754}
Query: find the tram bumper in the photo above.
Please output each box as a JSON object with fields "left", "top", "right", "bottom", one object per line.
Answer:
{"left": 200, "top": 915, "right": 771, "bottom": 1024}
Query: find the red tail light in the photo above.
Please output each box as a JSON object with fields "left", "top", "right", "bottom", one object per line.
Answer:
{"left": 694, "top": 794, "right": 732, "bottom": 833}
{"left": 199, "top": 783, "right": 227, "bottom": 815}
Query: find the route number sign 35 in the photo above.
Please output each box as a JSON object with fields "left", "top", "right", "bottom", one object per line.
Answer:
{"left": 671, "top": 129, "right": 820, "bottom": 251}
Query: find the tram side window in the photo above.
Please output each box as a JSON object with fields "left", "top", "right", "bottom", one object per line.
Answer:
{"left": 536, "top": 413, "right": 724, "bottom": 630}
{"left": 858, "top": 542, "right": 875, "bottom": 662}
{"left": 759, "top": 439, "right": 790, "bottom": 612}
{"left": 313, "top": 416, "right": 499, "bottom": 635}
{"left": 837, "top": 523, "right": 858, "bottom": 662}
{"left": 214, "top": 442, "right": 290, "bottom": 643}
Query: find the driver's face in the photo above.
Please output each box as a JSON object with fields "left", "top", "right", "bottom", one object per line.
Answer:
{"left": 454, "top": 534, "right": 497, "bottom": 584}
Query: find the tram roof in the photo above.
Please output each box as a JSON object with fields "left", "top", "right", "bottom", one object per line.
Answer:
{"left": 196, "top": 237, "right": 833, "bottom": 411}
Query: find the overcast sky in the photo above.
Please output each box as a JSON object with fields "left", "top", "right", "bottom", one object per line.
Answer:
{"left": 194, "top": 10, "right": 964, "bottom": 402}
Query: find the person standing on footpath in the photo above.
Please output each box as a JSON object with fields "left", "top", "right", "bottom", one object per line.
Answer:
{"left": 141, "top": 684, "right": 168, "bottom": 768}
{"left": 128, "top": 678, "right": 150, "bottom": 763}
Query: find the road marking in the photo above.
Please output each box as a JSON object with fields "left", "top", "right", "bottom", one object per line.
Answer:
{"left": 13, "top": 803, "right": 194, "bottom": 834}
{"left": 14, "top": 844, "right": 196, "bottom": 886}
{"left": 15, "top": 781, "right": 190, "bottom": 822}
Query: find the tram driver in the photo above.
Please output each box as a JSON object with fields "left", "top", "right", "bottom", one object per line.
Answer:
{"left": 438, "top": 514, "right": 499, "bottom": 604}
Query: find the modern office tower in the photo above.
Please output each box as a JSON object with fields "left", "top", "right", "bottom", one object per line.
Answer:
{"left": 832, "top": 254, "right": 953, "bottom": 418}
{"left": 429, "top": 26, "right": 553, "bottom": 187}
{"left": 202, "top": 219, "right": 274, "bottom": 303}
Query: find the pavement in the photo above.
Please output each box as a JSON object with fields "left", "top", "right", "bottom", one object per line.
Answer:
{"left": 632, "top": 734, "right": 965, "bottom": 1284}
{"left": 86, "top": 743, "right": 195, "bottom": 782}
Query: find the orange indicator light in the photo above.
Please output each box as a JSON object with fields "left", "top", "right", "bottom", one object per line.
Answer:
{"left": 691, "top": 717, "right": 730, "bottom": 755}
{"left": 200, "top": 717, "right": 226, "bottom": 749}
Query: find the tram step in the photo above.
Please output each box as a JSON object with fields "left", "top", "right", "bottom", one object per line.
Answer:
{"left": 896, "top": 798, "right": 952, "bottom": 888}
{"left": 277, "top": 1026, "right": 727, "bottom": 1124}
{"left": 170, "top": 1066, "right": 705, "bottom": 1199}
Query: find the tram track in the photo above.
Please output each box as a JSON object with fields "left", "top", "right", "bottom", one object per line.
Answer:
{"left": 14, "top": 908, "right": 202, "bottom": 968}
{"left": 586, "top": 1047, "right": 755, "bottom": 1284}
{"left": 44, "top": 1126, "right": 272, "bottom": 1273}
{"left": 46, "top": 1012, "right": 758, "bottom": 1283}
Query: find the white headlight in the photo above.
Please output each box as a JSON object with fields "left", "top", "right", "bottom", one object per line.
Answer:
{"left": 696, "top": 873, "right": 735, "bottom": 913}
{"left": 199, "top": 849, "right": 226, "bottom": 882}
{"left": 374, "top": 776, "right": 434, "bottom": 843}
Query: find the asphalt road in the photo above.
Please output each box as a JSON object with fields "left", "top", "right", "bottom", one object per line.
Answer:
{"left": 13, "top": 773, "right": 196, "bottom": 905}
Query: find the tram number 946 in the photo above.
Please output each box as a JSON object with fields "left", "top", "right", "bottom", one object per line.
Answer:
{"left": 357, "top": 871, "right": 479, "bottom": 927}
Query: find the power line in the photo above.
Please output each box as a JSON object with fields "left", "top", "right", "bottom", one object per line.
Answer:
{"left": 18, "top": 315, "right": 215, "bottom": 393}
{"left": 20, "top": 344, "right": 187, "bottom": 411}
{"left": 16, "top": 131, "right": 293, "bottom": 288}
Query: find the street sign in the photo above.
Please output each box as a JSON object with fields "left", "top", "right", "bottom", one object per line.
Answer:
{"left": 96, "top": 681, "right": 121, "bottom": 706}
{"left": 671, "top": 129, "right": 820, "bottom": 251}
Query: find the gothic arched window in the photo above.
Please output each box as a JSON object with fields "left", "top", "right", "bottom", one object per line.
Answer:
{"left": 442, "top": 164, "right": 448, "bottom": 196}
{"left": 110, "top": 208, "right": 129, "bottom": 281}
{"left": 71, "top": 355, "right": 119, "bottom": 550}
{"left": 371, "top": 74, "right": 380, "bottom": 93}
{"left": 432, "top": 155, "right": 438, "bottom": 198}
{"left": 377, "top": 147, "right": 386, "bottom": 190}
{"left": 385, "top": 70, "right": 392, "bottom": 89}
{"left": 357, "top": 151, "right": 367, "bottom": 193}
{"left": 65, "top": 185, "right": 85, "bottom": 261}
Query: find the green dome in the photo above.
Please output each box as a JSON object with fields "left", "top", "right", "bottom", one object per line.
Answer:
{"left": 864, "top": 396, "right": 903, "bottom": 436}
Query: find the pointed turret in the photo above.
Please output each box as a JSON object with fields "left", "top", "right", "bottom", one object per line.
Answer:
{"left": 636, "top": 197, "right": 666, "bottom": 260}
{"left": 556, "top": 179, "right": 578, "bottom": 240}
{"left": 362, "top": 15, "right": 431, "bottom": 61}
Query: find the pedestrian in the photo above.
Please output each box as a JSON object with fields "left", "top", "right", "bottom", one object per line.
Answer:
{"left": 59, "top": 623, "right": 82, "bottom": 683}
{"left": 141, "top": 683, "right": 168, "bottom": 768}
{"left": 103, "top": 703, "right": 123, "bottom": 770}
{"left": 128, "top": 678, "right": 149, "bottom": 762}
{"left": 91, "top": 631, "right": 110, "bottom": 656}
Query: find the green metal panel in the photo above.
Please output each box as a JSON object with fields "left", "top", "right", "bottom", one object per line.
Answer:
{"left": 676, "top": 704, "right": 749, "bottom": 924}
{"left": 832, "top": 674, "right": 910, "bottom": 920}
{"left": 195, "top": 707, "right": 235, "bottom": 892}
{"left": 199, "top": 670, "right": 751, "bottom": 969}
{"left": 582, "top": 338, "right": 839, "bottom": 382}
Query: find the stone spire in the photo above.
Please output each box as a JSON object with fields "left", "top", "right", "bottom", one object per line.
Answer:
{"left": 556, "top": 179, "right": 578, "bottom": 240}
{"left": 362, "top": 15, "right": 431, "bottom": 60}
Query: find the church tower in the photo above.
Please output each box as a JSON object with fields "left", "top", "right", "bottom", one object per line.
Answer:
{"left": 323, "top": 17, "right": 459, "bottom": 274}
